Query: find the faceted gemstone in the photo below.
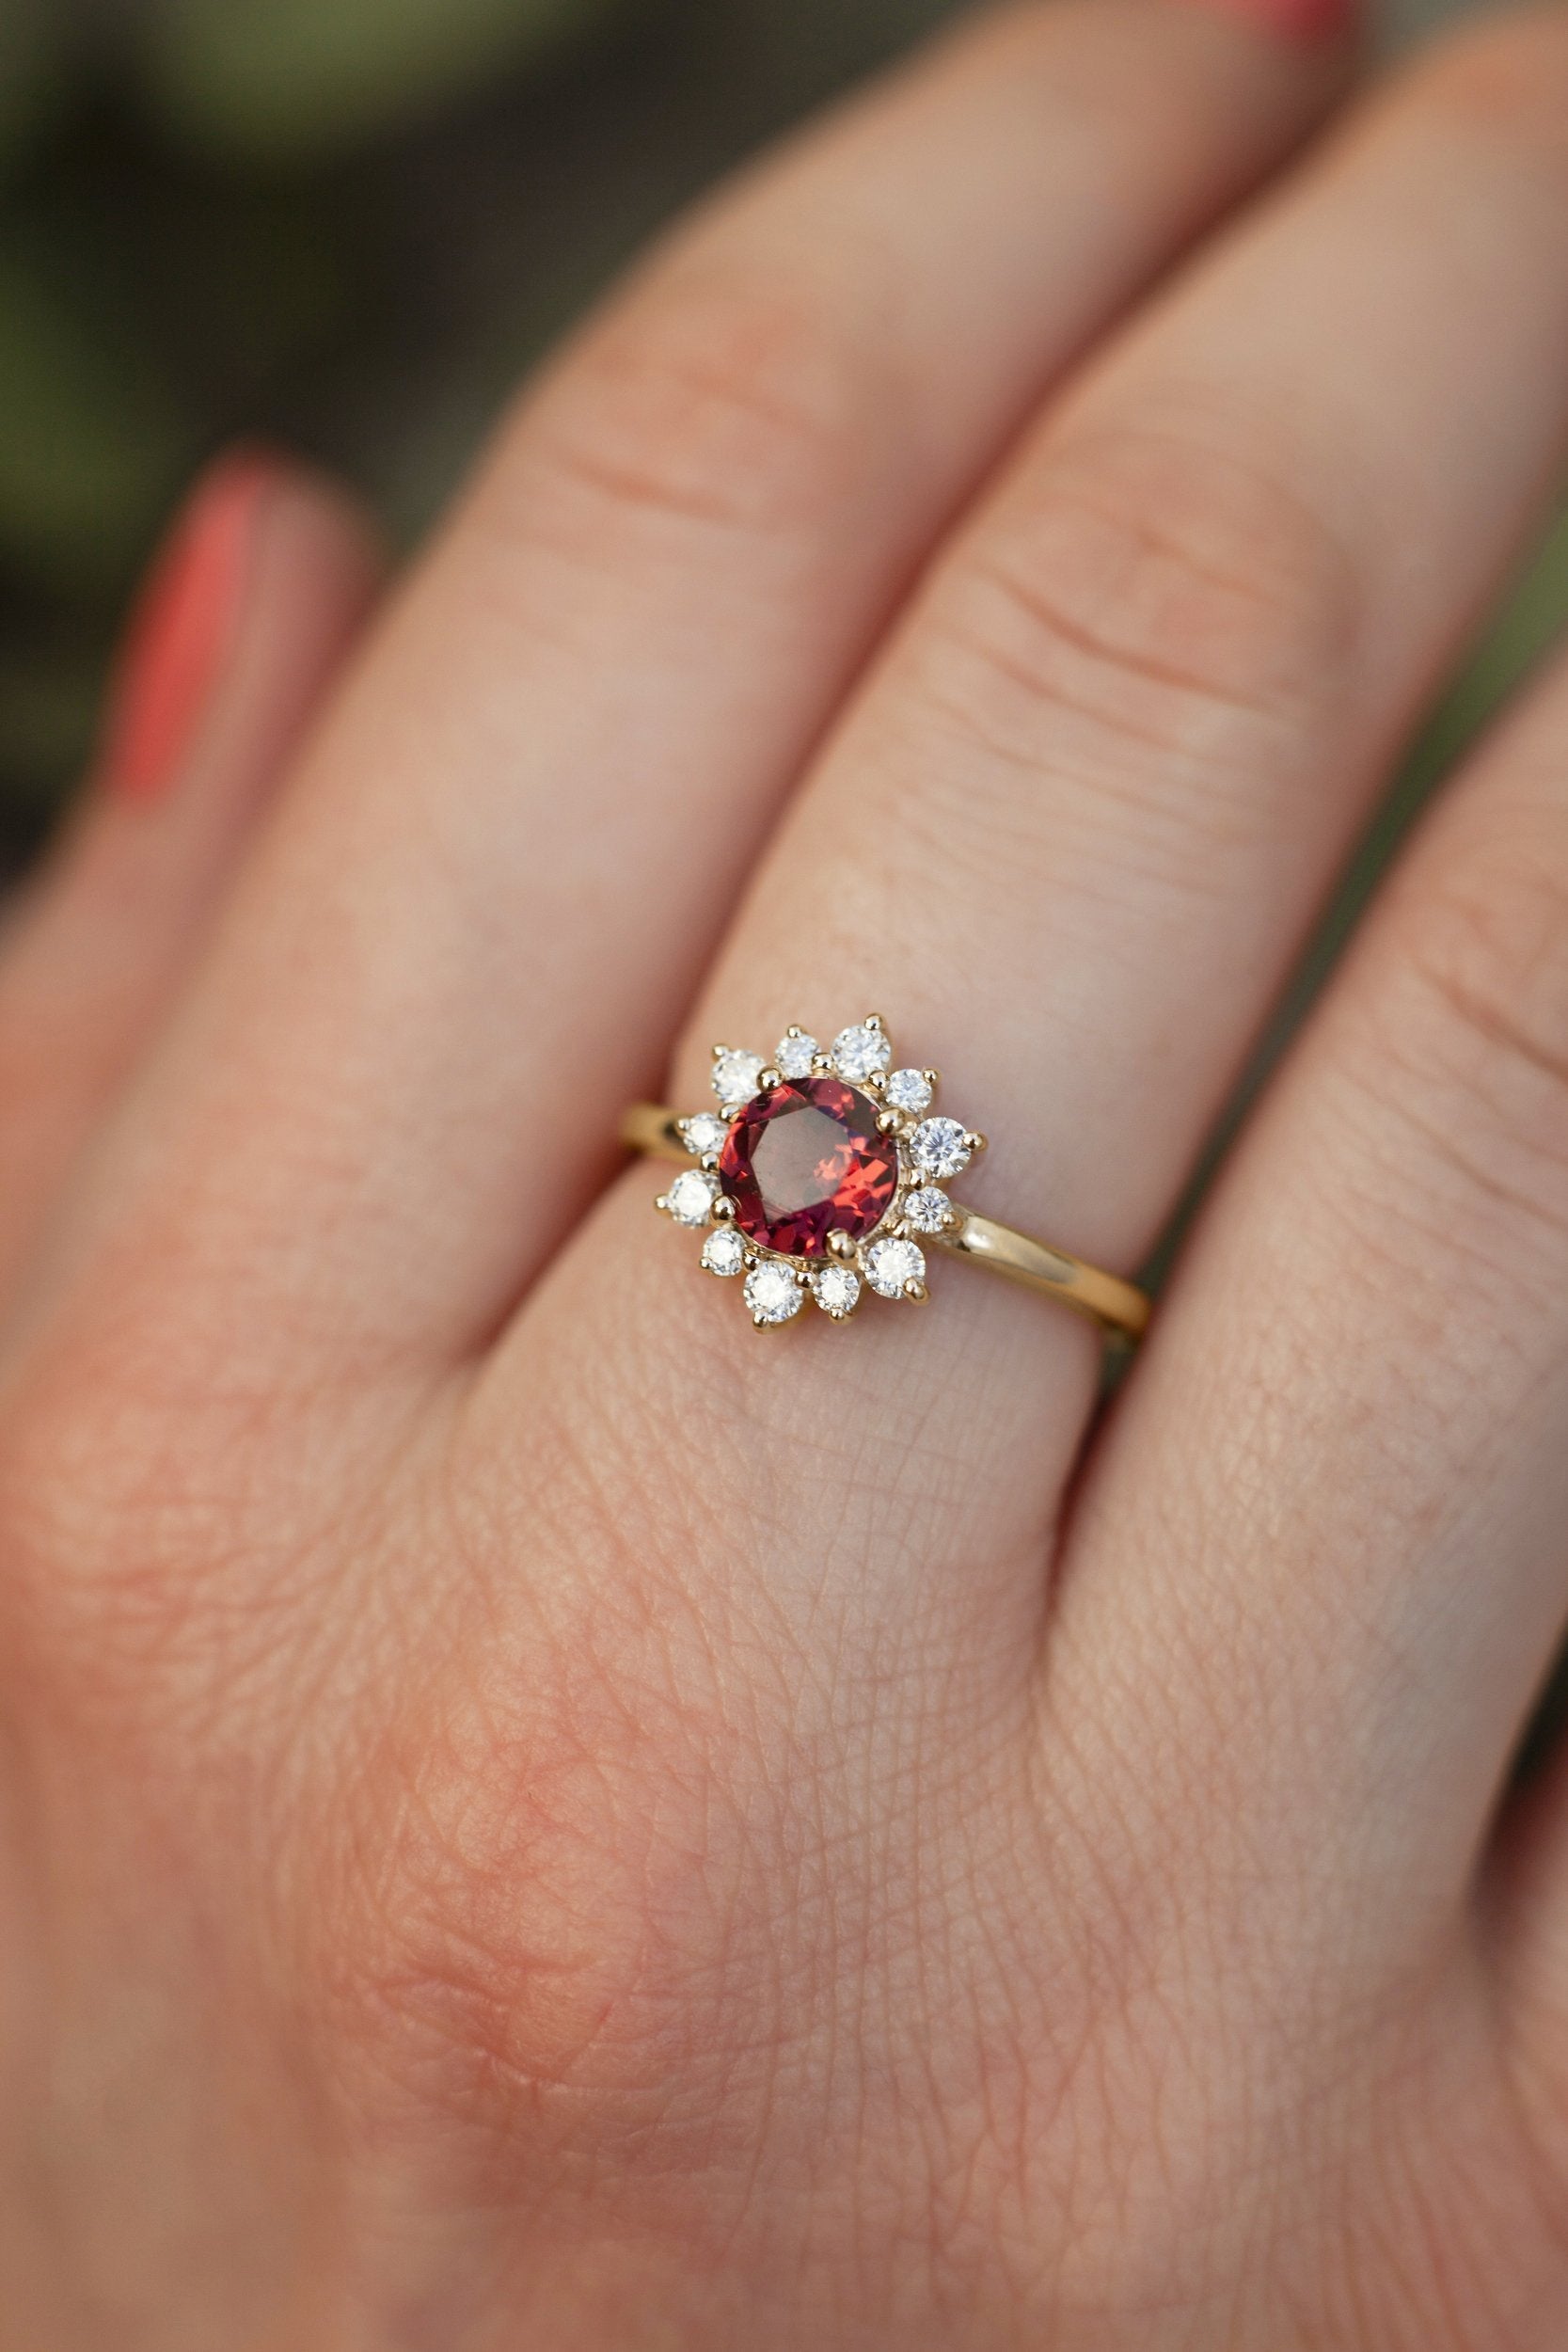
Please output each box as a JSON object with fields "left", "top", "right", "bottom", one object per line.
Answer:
{"left": 720, "top": 1076, "right": 898, "bottom": 1259}
{"left": 812, "top": 1263, "right": 861, "bottom": 1318}
{"left": 911, "top": 1116, "right": 969, "bottom": 1179}
{"left": 712, "top": 1047, "right": 765, "bottom": 1106}
{"left": 702, "top": 1227, "right": 746, "bottom": 1277}
{"left": 885, "top": 1067, "right": 933, "bottom": 1114}
{"left": 866, "top": 1236, "right": 926, "bottom": 1299}
{"left": 774, "top": 1029, "right": 817, "bottom": 1079}
{"left": 745, "top": 1263, "right": 803, "bottom": 1324}
{"left": 832, "top": 1022, "right": 891, "bottom": 1082}
{"left": 666, "top": 1168, "right": 718, "bottom": 1226}
{"left": 680, "top": 1111, "right": 729, "bottom": 1158}
{"left": 902, "top": 1185, "right": 951, "bottom": 1233}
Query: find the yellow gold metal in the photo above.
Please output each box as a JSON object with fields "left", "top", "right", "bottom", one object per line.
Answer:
{"left": 621, "top": 1103, "right": 1149, "bottom": 1343}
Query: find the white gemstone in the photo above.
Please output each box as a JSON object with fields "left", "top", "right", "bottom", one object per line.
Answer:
{"left": 680, "top": 1111, "right": 728, "bottom": 1158}
{"left": 911, "top": 1116, "right": 969, "bottom": 1179}
{"left": 866, "top": 1237, "right": 926, "bottom": 1299}
{"left": 812, "top": 1263, "right": 861, "bottom": 1318}
{"left": 745, "top": 1262, "right": 803, "bottom": 1324}
{"left": 712, "top": 1047, "right": 764, "bottom": 1106}
{"left": 667, "top": 1168, "right": 718, "bottom": 1227}
{"left": 774, "top": 1029, "right": 817, "bottom": 1079}
{"left": 903, "top": 1186, "right": 951, "bottom": 1233}
{"left": 832, "top": 1023, "right": 891, "bottom": 1082}
{"left": 702, "top": 1226, "right": 745, "bottom": 1277}
{"left": 885, "top": 1067, "right": 932, "bottom": 1114}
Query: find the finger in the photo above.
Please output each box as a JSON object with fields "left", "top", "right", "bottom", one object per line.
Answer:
{"left": 0, "top": 451, "right": 380, "bottom": 1311}
{"left": 545, "top": 8, "right": 1568, "bottom": 1646}
{"left": 1052, "top": 622, "right": 1568, "bottom": 1997}
{"left": 29, "top": 0, "right": 1352, "bottom": 1380}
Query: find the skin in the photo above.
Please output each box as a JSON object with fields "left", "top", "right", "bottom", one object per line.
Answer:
{"left": 6, "top": 1, "right": 1568, "bottom": 2341}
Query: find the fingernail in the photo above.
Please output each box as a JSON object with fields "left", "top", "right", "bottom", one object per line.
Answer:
{"left": 99, "top": 449, "right": 278, "bottom": 806}
{"left": 1182, "top": 0, "right": 1356, "bottom": 42}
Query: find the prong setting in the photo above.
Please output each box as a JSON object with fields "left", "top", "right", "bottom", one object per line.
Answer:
{"left": 656, "top": 1018, "right": 985, "bottom": 1327}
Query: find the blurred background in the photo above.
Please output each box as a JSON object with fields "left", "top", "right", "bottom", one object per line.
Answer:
{"left": 0, "top": 0, "right": 1560, "bottom": 886}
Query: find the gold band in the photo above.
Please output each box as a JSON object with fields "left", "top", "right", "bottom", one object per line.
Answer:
{"left": 620, "top": 1104, "right": 1149, "bottom": 1343}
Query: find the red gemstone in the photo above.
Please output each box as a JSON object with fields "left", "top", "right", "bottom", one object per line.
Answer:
{"left": 719, "top": 1076, "right": 898, "bottom": 1259}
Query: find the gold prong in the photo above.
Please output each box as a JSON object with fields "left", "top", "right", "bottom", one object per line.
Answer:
{"left": 923, "top": 1069, "right": 939, "bottom": 1090}
{"left": 863, "top": 1071, "right": 886, "bottom": 1096}
{"left": 810, "top": 1052, "right": 834, "bottom": 1076}
{"left": 903, "top": 1278, "right": 929, "bottom": 1304}
{"left": 784, "top": 1024, "right": 807, "bottom": 1040}
{"left": 655, "top": 1194, "right": 671, "bottom": 1216}
{"left": 876, "top": 1107, "right": 900, "bottom": 1136}
{"left": 827, "top": 1229, "right": 857, "bottom": 1263}
{"left": 759, "top": 1068, "right": 782, "bottom": 1091}
{"left": 963, "top": 1131, "right": 988, "bottom": 1156}
{"left": 865, "top": 1012, "right": 886, "bottom": 1032}
{"left": 712, "top": 1194, "right": 737, "bottom": 1222}
{"left": 700, "top": 1152, "right": 721, "bottom": 1171}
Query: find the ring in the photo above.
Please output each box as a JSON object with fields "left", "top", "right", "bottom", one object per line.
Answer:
{"left": 621, "top": 1015, "right": 1149, "bottom": 1342}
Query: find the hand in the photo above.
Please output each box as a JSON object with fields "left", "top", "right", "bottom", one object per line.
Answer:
{"left": 6, "top": 5, "right": 1568, "bottom": 2344}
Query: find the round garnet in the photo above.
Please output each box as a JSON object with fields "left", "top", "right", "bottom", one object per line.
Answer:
{"left": 719, "top": 1077, "right": 898, "bottom": 1259}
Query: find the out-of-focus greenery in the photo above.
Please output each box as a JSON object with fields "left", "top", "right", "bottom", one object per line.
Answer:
{"left": 0, "top": 0, "right": 958, "bottom": 861}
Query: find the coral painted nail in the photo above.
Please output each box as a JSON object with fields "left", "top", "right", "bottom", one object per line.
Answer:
{"left": 100, "top": 450, "right": 277, "bottom": 805}
{"left": 1183, "top": 0, "right": 1358, "bottom": 43}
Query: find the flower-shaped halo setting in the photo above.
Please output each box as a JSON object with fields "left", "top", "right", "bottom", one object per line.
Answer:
{"left": 654, "top": 1016, "right": 986, "bottom": 1329}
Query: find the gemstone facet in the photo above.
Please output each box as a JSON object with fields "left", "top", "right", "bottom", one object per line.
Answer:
{"left": 713, "top": 1048, "right": 765, "bottom": 1107}
{"left": 745, "top": 1262, "right": 803, "bottom": 1324}
{"left": 812, "top": 1263, "right": 861, "bottom": 1319}
{"left": 885, "top": 1067, "right": 933, "bottom": 1114}
{"left": 702, "top": 1227, "right": 746, "bottom": 1277}
{"left": 680, "top": 1111, "right": 729, "bottom": 1158}
{"left": 832, "top": 1022, "right": 891, "bottom": 1083}
{"left": 866, "top": 1236, "right": 926, "bottom": 1298}
{"left": 666, "top": 1168, "right": 719, "bottom": 1227}
{"left": 911, "top": 1116, "right": 969, "bottom": 1179}
{"left": 774, "top": 1029, "right": 817, "bottom": 1079}
{"left": 720, "top": 1076, "right": 898, "bottom": 1259}
{"left": 902, "top": 1185, "right": 952, "bottom": 1234}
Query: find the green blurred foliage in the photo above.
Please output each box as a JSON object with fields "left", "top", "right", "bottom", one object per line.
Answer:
{"left": 137, "top": 0, "right": 623, "bottom": 163}
{"left": 0, "top": 0, "right": 959, "bottom": 857}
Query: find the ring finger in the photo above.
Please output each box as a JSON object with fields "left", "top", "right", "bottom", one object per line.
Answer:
{"left": 507, "top": 7, "right": 1568, "bottom": 1668}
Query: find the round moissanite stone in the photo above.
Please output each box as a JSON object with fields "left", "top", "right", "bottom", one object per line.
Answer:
{"left": 866, "top": 1236, "right": 926, "bottom": 1299}
{"left": 911, "top": 1116, "right": 970, "bottom": 1179}
{"left": 745, "top": 1262, "right": 803, "bottom": 1324}
{"left": 701, "top": 1226, "right": 745, "bottom": 1277}
{"left": 720, "top": 1076, "right": 898, "bottom": 1259}
{"left": 832, "top": 1023, "right": 891, "bottom": 1083}
{"left": 666, "top": 1168, "right": 719, "bottom": 1227}
{"left": 773, "top": 1029, "right": 817, "bottom": 1079}
{"left": 884, "top": 1067, "right": 933, "bottom": 1114}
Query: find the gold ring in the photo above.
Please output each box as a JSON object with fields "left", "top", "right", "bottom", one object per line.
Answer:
{"left": 621, "top": 1015, "right": 1149, "bottom": 1343}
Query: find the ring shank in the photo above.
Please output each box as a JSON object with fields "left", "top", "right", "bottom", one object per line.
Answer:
{"left": 620, "top": 1104, "right": 1148, "bottom": 1343}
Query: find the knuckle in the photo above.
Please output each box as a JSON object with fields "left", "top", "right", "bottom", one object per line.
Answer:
{"left": 907, "top": 413, "right": 1357, "bottom": 853}
{"left": 1372, "top": 817, "right": 1568, "bottom": 1232}
{"left": 515, "top": 258, "right": 896, "bottom": 546}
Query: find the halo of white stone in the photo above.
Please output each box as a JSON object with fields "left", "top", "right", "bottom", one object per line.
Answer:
{"left": 679, "top": 1110, "right": 728, "bottom": 1158}
{"left": 884, "top": 1066, "right": 933, "bottom": 1114}
{"left": 745, "top": 1261, "right": 804, "bottom": 1325}
{"left": 702, "top": 1227, "right": 745, "bottom": 1277}
{"left": 811, "top": 1263, "right": 861, "bottom": 1320}
{"left": 911, "top": 1116, "right": 969, "bottom": 1179}
{"left": 902, "top": 1185, "right": 951, "bottom": 1234}
{"left": 666, "top": 1168, "right": 719, "bottom": 1227}
{"left": 865, "top": 1236, "right": 926, "bottom": 1299}
{"left": 662, "top": 1019, "right": 988, "bottom": 1322}
{"left": 832, "top": 1021, "right": 891, "bottom": 1083}
{"left": 773, "top": 1028, "right": 817, "bottom": 1079}
{"left": 712, "top": 1046, "right": 765, "bottom": 1108}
